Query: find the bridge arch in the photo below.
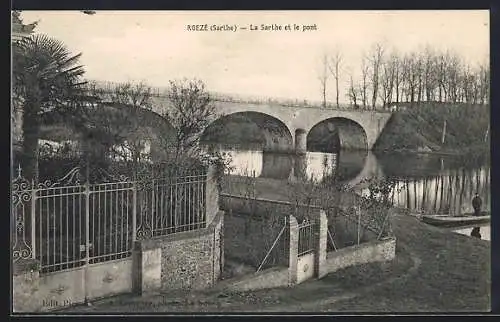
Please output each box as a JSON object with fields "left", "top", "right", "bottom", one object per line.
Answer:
{"left": 39, "top": 103, "right": 177, "bottom": 162}
{"left": 306, "top": 117, "right": 368, "bottom": 152}
{"left": 201, "top": 111, "right": 294, "bottom": 153}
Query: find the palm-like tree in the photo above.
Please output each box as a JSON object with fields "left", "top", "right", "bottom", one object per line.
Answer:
{"left": 12, "top": 34, "right": 86, "bottom": 183}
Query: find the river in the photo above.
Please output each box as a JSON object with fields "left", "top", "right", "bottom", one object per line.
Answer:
{"left": 205, "top": 143, "right": 491, "bottom": 216}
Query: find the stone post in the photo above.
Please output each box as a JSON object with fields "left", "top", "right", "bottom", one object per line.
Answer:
{"left": 205, "top": 164, "right": 220, "bottom": 226}
{"left": 314, "top": 210, "right": 328, "bottom": 279}
{"left": 132, "top": 240, "right": 162, "bottom": 295}
{"left": 287, "top": 215, "right": 299, "bottom": 286}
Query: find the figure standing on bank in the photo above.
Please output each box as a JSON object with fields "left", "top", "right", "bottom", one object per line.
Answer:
{"left": 472, "top": 193, "right": 482, "bottom": 217}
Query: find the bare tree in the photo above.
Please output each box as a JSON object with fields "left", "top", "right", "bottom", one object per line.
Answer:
{"left": 379, "top": 53, "right": 396, "bottom": 107}
{"left": 415, "top": 53, "right": 424, "bottom": 103}
{"left": 406, "top": 53, "right": 419, "bottom": 103}
{"left": 318, "top": 53, "right": 330, "bottom": 108}
{"left": 478, "top": 62, "right": 490, "bottom": 105}
{"left": 162, "top": 78, "right": 219, "bottom": 160}
{"left": 437, "top": 52, "right": 449, "bottom": 102}
{"left": 352, "top": 41, "right": 489, "bottom": 107}
{"left": 328, "top": 50, "right": 343, "bottom": 109}
{"left": 447, "top": 53, "right": 462, "bottom": 103}
{"left": 393, "top": 53, "right": 403, "bottom": 104}
{"left": 359, "top": 55, "right": 370, "bottom": 109}
{"left": 347, "top": 72, "right": 359, "bottom": 108}
{"left": 423, "top": 47, "right": 438, "bottom": 102}
{"left": 369, "top": 43, "right": 385, "bottom": 109}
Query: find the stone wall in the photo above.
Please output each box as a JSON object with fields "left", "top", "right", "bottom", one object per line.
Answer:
{"left": 325, "top": 237, "right": 396, "bottom": 273}
{"left": 160, "top": 211, "right": 223, "bottom": 290}
{"left": 132, "top": 211, "right": 224, "bottom": 294}
{"left": 215, "top": 267, "right": 290, "bottom": 293}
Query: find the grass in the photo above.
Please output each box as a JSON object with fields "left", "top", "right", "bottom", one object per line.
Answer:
{"left": 325, "top": 214, "right": 491, "bottom": 312}
{"left": 62, "top": 211, "right": 490, "bottom": 313}
{"left": 374, "top": 103, "right": 490, "bottom": 154}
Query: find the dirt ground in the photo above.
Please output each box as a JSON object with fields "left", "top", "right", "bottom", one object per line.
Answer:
{"left": 61, "top": 212, "right": 491, "bottom": 313}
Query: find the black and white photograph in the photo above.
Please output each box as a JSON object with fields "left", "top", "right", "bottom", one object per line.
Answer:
{"left": 11, "top": 10, "right": 491, "bottom": 314}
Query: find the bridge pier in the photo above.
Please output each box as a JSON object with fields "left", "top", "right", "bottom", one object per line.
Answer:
{"left": 295, "top": 129, "right": 307, "bottom": 154}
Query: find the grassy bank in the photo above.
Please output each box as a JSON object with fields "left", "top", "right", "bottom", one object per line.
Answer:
{"left": 374, "top": 103, "right": 490, "bottom": 154}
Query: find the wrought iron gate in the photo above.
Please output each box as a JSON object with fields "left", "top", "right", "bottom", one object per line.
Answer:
{"left": 12, "top": 164, "right": 208, "bottom": 300}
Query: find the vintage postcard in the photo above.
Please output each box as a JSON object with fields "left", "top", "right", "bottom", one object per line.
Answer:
{"left": 11, "top": 10, "right": 491, "bottom": 314}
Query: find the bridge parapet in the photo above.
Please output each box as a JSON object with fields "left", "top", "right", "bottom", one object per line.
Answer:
{"left": 86, "top": 80, "right": 393, "bottom": 114}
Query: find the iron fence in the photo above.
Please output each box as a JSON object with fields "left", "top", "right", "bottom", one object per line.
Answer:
{"left": 297, "top": 218, "right": 315, "bottom": 257}
{"left": 11, "top": 165, "right": 208, "bottom": 274}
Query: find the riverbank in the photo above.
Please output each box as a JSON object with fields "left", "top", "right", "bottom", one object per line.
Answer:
{"left": 222, "top": 175, "right": 351, "bottom": 200}
{"left": 61, "top": 211, "right": 490, "bottom": 313}
{"left": 376, "top": 144, "right": 490, "bottom": 157}
{"left": 374, "top": 103, "right": 489, "bottom": 153}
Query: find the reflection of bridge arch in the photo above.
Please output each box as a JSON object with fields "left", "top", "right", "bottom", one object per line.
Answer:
{"left": 286, "top": 150, "right": 382, "bottom": 187}
{"left": 201, "top": 111, "right": 294, "bottom": 152}
{"left": 344, "top": 151, "right": 384, "bottom": 189}
{"left": 306, "top": 117, "right": 368, "bottom": 152}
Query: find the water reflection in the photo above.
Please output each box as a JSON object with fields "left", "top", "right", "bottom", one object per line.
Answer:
{"left": 453, "top": 225, "right": 490, "bottom": 241}
{"left": 389, "top": 166, "right": 490, "bottom": 215}
{"left": 211, "top": 144, "right": 369, "bottom": 184}
{"left": 470, "top": 227, "right": 482, "bottom": 239}
{"left": 205, "top": 143, "right": 490, "bottom": 215}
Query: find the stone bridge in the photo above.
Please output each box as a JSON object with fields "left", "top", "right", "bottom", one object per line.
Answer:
{"left": 150, "top": 96, "right": 393, "bottom": 153}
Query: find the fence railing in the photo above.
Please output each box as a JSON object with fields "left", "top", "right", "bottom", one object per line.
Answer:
{"left": 297, "top": 218, "right": 315, "bottom": 257}
{"left": 87, "top": 80, "right": 393, "bottom": 113}
{"left": 11, "top": 165, "right": 208, "bottom": 273}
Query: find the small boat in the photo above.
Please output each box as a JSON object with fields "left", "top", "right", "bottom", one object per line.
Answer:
{"left": 421, "top": 213, "right": 490, "bottom": 227}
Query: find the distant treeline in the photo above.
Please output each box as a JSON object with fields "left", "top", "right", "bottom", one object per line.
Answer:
{"left": 321, "top": 44, "right": 490, "bottom": 110}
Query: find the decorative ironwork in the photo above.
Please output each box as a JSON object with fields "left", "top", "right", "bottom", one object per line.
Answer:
{"left": 92, "top": 167, "right": 129, "bottom": 183}
{"left": 12, "top": 164, "right": 33, "bottom": 262}
{"left": 37, "top": 166, "right": 83, "bottom": 189}
{"left": 135, "top": 180, "right": 153, "bottom": 240}
{"left": 11, "top": 164, "right": 209, "bottom": 273}
{"left": 136, "top": 198, "right": 153, "bottom": 240}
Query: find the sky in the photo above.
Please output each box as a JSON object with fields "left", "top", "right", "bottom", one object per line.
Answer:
{"left": 18, "top": 10, "right": 489, "bottom": 104}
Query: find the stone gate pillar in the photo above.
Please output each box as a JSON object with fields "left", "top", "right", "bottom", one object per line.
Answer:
{"left": 295, "top": 129, "right": 307, "bottom": 155}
